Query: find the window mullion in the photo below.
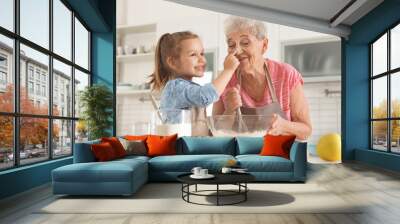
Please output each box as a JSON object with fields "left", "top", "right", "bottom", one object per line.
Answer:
{"left": 71, "top": 10, "right": 76, "bottom": 154}
{"left": 48, "top": 0, "right": 54, "bottom": 160}
{"left": 388, "top": 30, "right": 391, "bottom": 152}
{"left": 13, "top": 0, "right": 21, "bottom": 167}
{"left": 88, "top": 31, "right": 91, "bottom": 76}
{"left": 370, "top": 45, "right": 373, "bottom": 149}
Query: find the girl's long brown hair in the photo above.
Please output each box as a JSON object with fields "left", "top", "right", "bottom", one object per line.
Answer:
{"left": 149, "top": 31, "right": 199, "bottom": 91}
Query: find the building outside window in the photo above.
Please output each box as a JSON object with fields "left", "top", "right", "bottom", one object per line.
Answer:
{"left": 0, "top": 71, "right": 6, "bottom": 85}
{"left": 41, "top": 73, "right": 46, "bottom": 83}
{"left": 28, "top": 66, "right": 34, "bottom": 80}
{"left": 35, "top": 70, "right": 40, "bottom": 81}
{"left": 0, "top": 71, "right": 7, "bottom": 93}
{"left": 28, "top": 81, "right": 34, "bottom": 94}
{"left": 0, "top": 54, "right": 7, "bottom": 67}
{"left": 0, "top": 56, "right": 5, "bottom": 64}
{"left": 42, "top": 85, "right": 46, "bottom": 97}
{"left": 0, "top": 54, "right": 7, "bottom": 88}
{"left": 35, "top": 83, "right": 40, "bottom": 95}
{"left": 61, "top": 80, "right": 65, "bottom": 91}
{"left": 54, "top": 89, "right": 58, "bottom": 103}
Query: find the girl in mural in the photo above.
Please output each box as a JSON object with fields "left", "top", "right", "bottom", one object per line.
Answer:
{"left": 149, "top": 31, "right": 239, "bottom": 135}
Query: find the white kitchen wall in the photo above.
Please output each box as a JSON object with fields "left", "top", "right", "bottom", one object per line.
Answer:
{"left": 116, "top": 0, "right": 341, "bottom": 146}
{"left": 303, "top": 82, "right": 341, "bottom": 145}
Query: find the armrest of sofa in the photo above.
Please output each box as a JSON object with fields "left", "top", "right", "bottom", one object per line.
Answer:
{"left": 73, "top": 140, "right": 100, "bottom": 163}
{"left": 289, "top": 141, "right": 307, "bottom": 182}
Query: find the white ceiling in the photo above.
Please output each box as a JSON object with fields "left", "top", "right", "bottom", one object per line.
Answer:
{"left": 226, "top": 0, "right": 353, "bottom": 23}
{"left": 165, "top": 0, "right": 384, "bottom": 38}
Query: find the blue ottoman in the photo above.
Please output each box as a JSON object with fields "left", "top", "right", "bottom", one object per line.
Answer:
{"left": 52, "top": 157, "right": 148, "bottom": 196}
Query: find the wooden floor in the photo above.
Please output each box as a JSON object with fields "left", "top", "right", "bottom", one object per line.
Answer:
{"left": 1, "top": 161, "right": 400, "bottom": 224}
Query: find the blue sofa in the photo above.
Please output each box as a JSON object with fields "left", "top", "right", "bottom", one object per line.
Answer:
{"left": 52, "top": 137, "right": 307, "bottom": 196}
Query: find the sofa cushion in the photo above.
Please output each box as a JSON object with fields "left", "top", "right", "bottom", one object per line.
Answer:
{"left": 119, "top": 138, "right": 148, "bottom": 156}
{"left": 147, "top": 134, "right": 178, "bottom": 157}
{"left": 178, "top": 137, "right": 236, "bottom": 155}
{"left": 148, "top": 154, "right": 235, "bottom": 172}
{"left": 91, "top": 142, "right": 118, "bottom": 161}
{"left": 101, "top": 137, "right": 127, "bottom": 158}
{"left": 260, "top": 135, "right": 296, "bottom": 159}
{"left": 236, "top": 137, "right": 263, "bottom": 155}
{"left": 236, "top": 155, "right": 293, "bottom": 172}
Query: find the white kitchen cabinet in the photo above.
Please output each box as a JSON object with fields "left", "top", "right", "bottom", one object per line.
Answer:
{"left": 116, "top": 23, "right": 157, "bottom": 90}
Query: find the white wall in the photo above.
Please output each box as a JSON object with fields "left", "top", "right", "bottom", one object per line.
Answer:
{"left": 116, "top": 0, "right": 341, "bottom": 146}
{"left": 303, "top": 81, "right": 341, "bottom": 145}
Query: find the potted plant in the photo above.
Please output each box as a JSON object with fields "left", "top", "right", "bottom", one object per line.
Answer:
{"left": 79, "top": 84, "right": 113, "bottom": 140}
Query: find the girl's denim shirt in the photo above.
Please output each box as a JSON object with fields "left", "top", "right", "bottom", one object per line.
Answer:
{"left": 159, "top": 78, "right": 218, "bottom": 123}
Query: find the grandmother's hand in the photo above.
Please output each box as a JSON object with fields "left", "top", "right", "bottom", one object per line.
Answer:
{"left": 223, "top": 85, "right": 242, "bottom": 115}
{"left": 267, "top": 114, "right": 289, "bottom": 136}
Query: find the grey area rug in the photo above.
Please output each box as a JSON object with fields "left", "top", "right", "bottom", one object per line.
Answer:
{"left": 38, "top": 183, "right": 362, "bottom": 214}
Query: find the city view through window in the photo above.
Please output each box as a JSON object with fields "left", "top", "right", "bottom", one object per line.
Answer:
{"left": 371, "top": 23, "right": 400, "bottom": 153}
{"left": 0, "top": 0, "right": 90, "bottom": 170}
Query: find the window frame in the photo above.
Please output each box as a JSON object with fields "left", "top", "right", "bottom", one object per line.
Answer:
{"left": 370, "top": 20, "right": 400, "bottom": 154}
{"left": 0, "top": 0, "right": 92, "bottom": 171}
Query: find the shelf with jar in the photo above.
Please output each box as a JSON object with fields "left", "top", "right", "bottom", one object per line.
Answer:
{"left": 116, "top": 23, "right": 157, "bottom": 63}
{"left": 117, "top": 23, "right": 157, "bottom": 36}
{"left": 117, "top": 88, "right": 160, "bottom": 102}
{"left": 116, "top": 52, "right": 154, "bottom": 63}
{"left": 117, "top": 89, "right": 161, "bottom": 104}
{"left": 116, "top": 83, "right": 161, "bottom": 99}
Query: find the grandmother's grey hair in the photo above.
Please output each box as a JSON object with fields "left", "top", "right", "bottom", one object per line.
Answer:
{"left": 224, "top": 16, "right": 267, "bottom": 40}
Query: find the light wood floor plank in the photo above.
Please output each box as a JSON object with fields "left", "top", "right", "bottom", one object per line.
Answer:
{"left": 1, "top": 162, "right": 400, "bottom": 224}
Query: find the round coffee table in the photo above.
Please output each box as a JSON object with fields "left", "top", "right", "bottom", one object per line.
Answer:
{"left": 177, "top": 173, "right": 255, "bottom": 206}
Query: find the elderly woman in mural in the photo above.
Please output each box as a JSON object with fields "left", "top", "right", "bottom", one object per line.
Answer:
{"left": 212, "top": 16, "right": 312, "bottom": 140}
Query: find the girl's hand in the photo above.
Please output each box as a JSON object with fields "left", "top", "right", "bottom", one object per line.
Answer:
{"left": 267, "top": 114, "right": 288, "bottom": 136}
{"left": 223, "top": 85, "right": 242, "bottom": 114}
{"left": 223, "top": 50, "right": 240, "bottom": 73}
{"left": 212, "top": 50, "right": 240, "bottom": 95}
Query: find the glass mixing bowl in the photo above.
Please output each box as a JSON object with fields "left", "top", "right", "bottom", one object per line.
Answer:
{"left": 151, "top": 109, "right": 192, "bottom": 136}
{"left": 207, "top": 115, "right": 273, "bottom": 137}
